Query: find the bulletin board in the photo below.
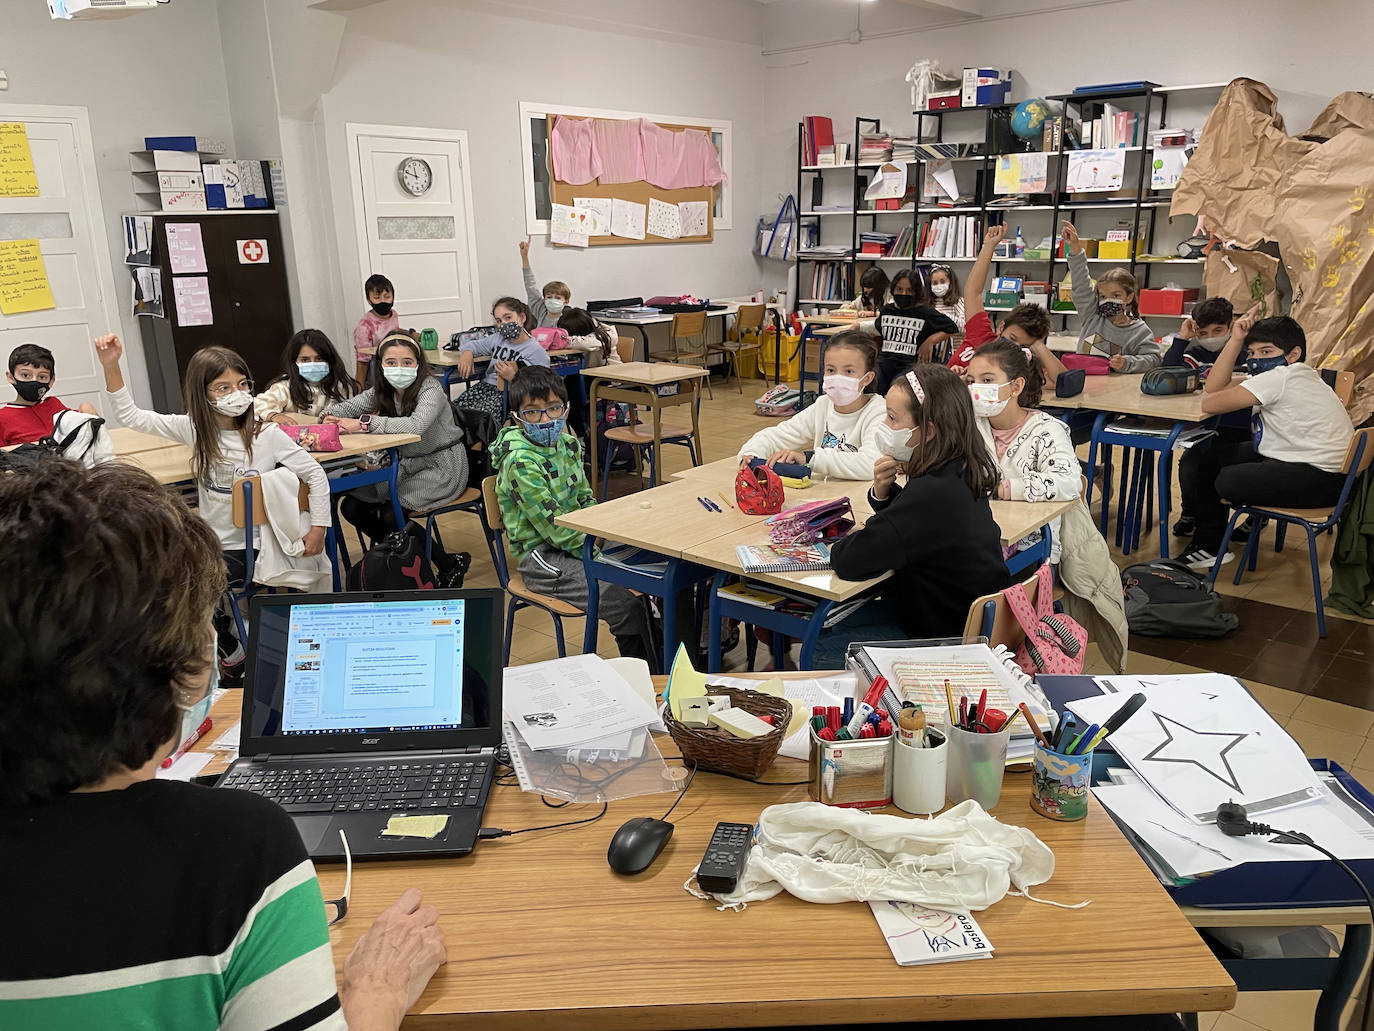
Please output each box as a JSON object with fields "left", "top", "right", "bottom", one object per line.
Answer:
{"left": 546, "top": 115, "right": 715, "bottom": 246}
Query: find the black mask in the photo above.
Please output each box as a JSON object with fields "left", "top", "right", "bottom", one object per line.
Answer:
{"left": 497, "top": 321, "right": 523, "bottom": 340}
{"left": 370, "top": 301, "right": 394, "bottom": 318}
{"left": 13, "top": 380, "right": 48, "bottom": 403}
{"left": 893, "top": 294, "right": 916, "bottom": 310}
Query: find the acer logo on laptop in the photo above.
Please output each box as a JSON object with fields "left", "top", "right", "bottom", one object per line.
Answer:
{"left": 362, "top": 738, "right": 382, "bottom": 745}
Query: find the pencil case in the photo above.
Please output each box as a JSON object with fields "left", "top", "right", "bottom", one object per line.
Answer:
{"left": 749, "top": 456, "right": 811, "bottom": 480}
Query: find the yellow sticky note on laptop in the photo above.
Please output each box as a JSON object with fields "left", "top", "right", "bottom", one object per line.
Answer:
{"left": 383, "top": 814, "right": 449, "bottom": 839}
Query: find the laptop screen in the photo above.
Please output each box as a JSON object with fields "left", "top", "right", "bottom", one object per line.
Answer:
{"left": 243, "top": 589, "right": 503, "bottom": 754}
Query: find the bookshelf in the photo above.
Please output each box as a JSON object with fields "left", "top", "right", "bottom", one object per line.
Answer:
{"left": 790, "top": 83, "right": 1223, "bottom": 329}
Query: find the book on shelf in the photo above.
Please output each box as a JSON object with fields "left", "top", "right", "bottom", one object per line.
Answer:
{"left": 912, "top": 142, "right": 982, "bottom": 160}
{"left": 858, "top": 131, "right": 893, "bottom": 163}
{"left": 803, "top": 115, "right": 834, "bottom": 166}
{"left": 717, "top": 583, "right": 787, "bottom": 609}
{"left": 869, "top": 901, "right": 994, "bottom": 966}
{"left": 918, "top": 215, "right": 980, "bottom": 259}
{"left": 735, "top": 541, "right": 832, "bottom": 573}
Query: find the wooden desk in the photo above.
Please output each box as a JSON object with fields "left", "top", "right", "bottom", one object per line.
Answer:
{"left": 582, "top": 362, "right": 709, "bottom": 498}
{"left": 251, "top": 672, "right": 1230, "bottom": 1029}
{"left": 120, "top": 431, "right": 422, "bottom": 486}
{"left": 1056, "top": 373, "right": 1207, "bottom": 422}
{"left": 596, "top": 303, "right": 741, "bottom": 362}
{"left": 109, "top": 426, "right": 182, "bottom": 454}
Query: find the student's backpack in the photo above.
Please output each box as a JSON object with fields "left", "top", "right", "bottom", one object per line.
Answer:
{"left": 50, "top": 410, "right": 115, "bottom": 467}
{"left": 1121, "top": 560, "right": 1240, "bottom": 638}
{"left": 451, "top": 404, "right": 500, "bottom": 484}
{"left": 1001, "top": 563, "right": 1088, "bottom": 676}
{"left": 346, "top": 522, "right": 470, "bottom": 592}
{"left": 0, "top": 440, "right": 62, "bottom": 473}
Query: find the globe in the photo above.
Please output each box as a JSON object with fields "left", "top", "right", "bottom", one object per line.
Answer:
{"left": 1011, "top": 98, "right": 1052, "bottom": 141}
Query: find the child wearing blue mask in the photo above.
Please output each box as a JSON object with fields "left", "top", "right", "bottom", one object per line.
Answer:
{"left": 453, "top": 296, "right": 552, "bottom": 416}
{"left": 1178, "top": 313, "right": 1354, "bottom": 572}
{"left": 255, "top": 329, "right": 358, "bottom": 423}
{"left": 324, "top": 332, "right": 469, "bottom": 542}
{"left": 491, "top": 366, "right": 654, "bottom": 661}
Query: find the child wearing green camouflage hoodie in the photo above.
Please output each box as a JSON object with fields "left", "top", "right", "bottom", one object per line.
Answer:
{"left": 492, "top": 366, "right": 652, "bottom": 660}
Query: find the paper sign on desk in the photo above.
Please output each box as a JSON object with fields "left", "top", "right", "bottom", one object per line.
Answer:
{"left": 550, "top": 203, "right": 590, "bottom": 247}
{"left": 0, "top": 239, "right": 55, "bottom": 315}
{"left": 611, "top": 197, "right": 646, "bottom": 240}
{"left": 172, "top": 275, "right": 213, "bottom": 327}
{"left": 646, "top": 198, "right": 682, "bottom": 239}
{"left": 0, "top": 123, "right": 40, "bottom": 197}
{"left": 572, "top": 197, "right": 612, "bottom": 236}
{"left": 679, "top": 200, "right": 709, "bottom": 237}
{"left": 164, "top": 222, "right": 208, "bottom": 274}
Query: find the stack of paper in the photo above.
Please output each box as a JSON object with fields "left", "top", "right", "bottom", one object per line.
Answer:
{"left": 1076, "top": 675, "right": 1374, "bottom": 883}
{"left": 870, "top": 901, "right": 994, "bottom": 965}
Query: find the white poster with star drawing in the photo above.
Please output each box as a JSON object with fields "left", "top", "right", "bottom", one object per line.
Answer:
{"left": 1068, "top": 674, "right": 1324, "bottom": 825}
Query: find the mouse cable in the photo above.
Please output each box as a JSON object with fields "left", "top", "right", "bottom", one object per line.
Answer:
{"left": 478, "top": 801, "right": 609, "bottom": 839}
{"left": 659, "top": 759, "right": 698, "bottom": 822}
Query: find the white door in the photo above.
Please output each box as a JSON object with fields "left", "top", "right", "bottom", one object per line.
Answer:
{"left": 0, "top": 107, "right": 121, "bottom": 415}
{"left": 348, "top": 124, "right": 481, "bottom": 340}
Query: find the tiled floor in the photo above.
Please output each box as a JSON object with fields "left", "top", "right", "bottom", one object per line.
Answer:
{"left": 426, "top": 373, "right": 1374, "bottom": 1031}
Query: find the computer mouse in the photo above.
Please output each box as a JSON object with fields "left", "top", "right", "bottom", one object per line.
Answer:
{"left": 606, "top": 817, "right": 674, "bottom": 875}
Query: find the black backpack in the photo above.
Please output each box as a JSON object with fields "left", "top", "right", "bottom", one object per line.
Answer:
{"left": 0, "top": 441, "right": 62, "bottom": 473}
{"left": 1121, "top": 560, "right": 1240, "bottom": 638}
{"left": 451, "top": 404, "right": 501, "bottom": 484}
{"left": 346, "top": 522, "right": 470, "bottom": 592}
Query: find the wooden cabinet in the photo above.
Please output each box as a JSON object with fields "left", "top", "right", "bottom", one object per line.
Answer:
{"left": 136, "top": 211, "right": 292, "bottom": 412}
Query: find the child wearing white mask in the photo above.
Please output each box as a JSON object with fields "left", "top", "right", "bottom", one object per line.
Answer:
{"left": 967, "top": 340, "right": 1080, "bottom": 563}
{"left": 93, "top": 334, "right": 331, "bottom": 579}
{"left": 737, "top": 332, "right": 885, "bottom": 480}
{"left": 518, "top": 236, "right": 573, "bottom": 328}
{"left": 814, "top": 363, "right": 1011, "bottom": 668}
{"left": 926, "top": 264, "right": 966, "bottom": 355}
{"left": 324, "top": 332, "right": 469, "bottom": 542}
{"left": 1162, "top": 297, "right": 1251, "bottom": 369}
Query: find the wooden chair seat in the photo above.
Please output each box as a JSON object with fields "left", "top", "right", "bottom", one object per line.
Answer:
{"left": 1228, "top": 503, "right": 1336, "bottom": 525}
{"left": 411, "top": 486, "right": 483, "bottom": 517}
{"left": 506, "top": 570, "right": 584, "bottom": 616}
{"left": 605, "top": 422, "right": 692, "bottom": 444}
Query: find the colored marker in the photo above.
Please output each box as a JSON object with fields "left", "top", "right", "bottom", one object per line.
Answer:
{"left": 1066, "top": 722, "right": 1099, "bottom": 756}
{"left": 1081, "top": 726, "right": 1112, "bottom": 754}
{"left": 976, "top": 688, "right": 988, "bottom": 725}
{"left": 161, "top": 717, "right": 212, "bottom": 769}
{"left": 1098, "top": 692, "right": 1149, "bottom": 738}
{"left": 841, "top": 697, "right": 854, "bottom": 726}
{"left": 844, "top": 675, "right": 890, "bottom": 738}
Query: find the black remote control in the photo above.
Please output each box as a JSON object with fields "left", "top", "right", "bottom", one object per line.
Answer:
{"left": 696, "top": 821, "right": 753, "bottom": 894}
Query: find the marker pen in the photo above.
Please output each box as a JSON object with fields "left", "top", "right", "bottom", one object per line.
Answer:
{"left": 844, "top": 675, "right": 889, "bottom": 737}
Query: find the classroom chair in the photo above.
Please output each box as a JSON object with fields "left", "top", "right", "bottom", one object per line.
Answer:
{"left": 708, "top": 303, "right": 765, "bottom": 394}
{"left": 598, "top": 395, "right": 702, "bottom": 502}
{"left": 225, "top": 475, "right": 341, "bottom": 648}
{"left": 1334, "top": 370, "right": 1357, "bottom": 408}
{"left": 653, "top": 310, "right": 714, "bottom": 400}
{"left": 480, "top": 475, "right": 582, "bottom": 665}
{"left": 962, "top": 569, "right": 1042, "bottom": 653}
{"left": 409, "top": 478, "right": 501, "bottom": 575}
{"left": 1207, "top": 428, "right": 1374, "bottom": 637}
{"left": 616, "top": 335, "right": 636, "bottom": 364}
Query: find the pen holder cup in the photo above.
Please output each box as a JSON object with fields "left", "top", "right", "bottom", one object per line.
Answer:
{"left": 892, "top": 730, "right": 947, "bottom": 816}
{"left": 945, "top": 723, "right": 1012, "bottom": 810}
{"left": 808, "top": 727, "right": 893, "bottom": 808}
{"left": 1029, "top": 742, "right": 1094, "bottom": 822}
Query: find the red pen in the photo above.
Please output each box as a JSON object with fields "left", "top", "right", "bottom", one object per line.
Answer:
{"left": 977, "top": 689, "right": 988, "bottom": 725}
{"left": 161, "top": 717, "right": 212, "bottom": 770}
{"left": 844, "top": 675, "right": 890, "bottom": 737}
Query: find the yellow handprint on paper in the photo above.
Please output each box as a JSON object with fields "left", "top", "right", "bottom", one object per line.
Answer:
{"left": 1352, "top": 185, "right": 1369, "bottom": 212}
{"left": 1322, "top": 264, "right": 1342, "bottom": 289}
{"left": 1329, "top": 223, "right": 1350, "bottom": 249}
{"left": 1301, "top": 245, "right": 1318, "bottom": 271}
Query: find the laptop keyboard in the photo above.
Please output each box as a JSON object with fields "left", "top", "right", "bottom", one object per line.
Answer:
{"left": 220, "top": 759, "right": 493, "bottom": 814}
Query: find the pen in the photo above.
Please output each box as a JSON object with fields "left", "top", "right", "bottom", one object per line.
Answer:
{"left": 706, "top": 497, "right": 722, "bottom": 512}
{"left": 1081, "top": 725, "right": 1111, "bottom": 754}
{"left": 1020, "top": 702, "right": 1049, "bottom": 748}
{"left": 696, "top": 497, "right": 713, "bottom": 512}
{"left": 161, "top": 717, "right": 212, "bottom": 769}
{"left": 1066, "top": 722, "right": 1098, "bottom": 756}
{"left": 976, "top": 688, "right": 987, "bottom": 725}
{"left": 841, "top": 697, "right": 854, "bottom": 726}
{"left": 1097, "top": 691, "right": 1149, "bottom": 740}
{"left": 716, "top": 491, "right": 735, "bottom": 509}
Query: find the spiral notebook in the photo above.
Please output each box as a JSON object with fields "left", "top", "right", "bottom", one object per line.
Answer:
{"left": 735, "top": 541, "right": 832, "bottom": 573}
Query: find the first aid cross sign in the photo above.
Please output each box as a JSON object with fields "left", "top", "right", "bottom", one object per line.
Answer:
{"left": 237, "top": 238, "right": 269, "bottom": 264}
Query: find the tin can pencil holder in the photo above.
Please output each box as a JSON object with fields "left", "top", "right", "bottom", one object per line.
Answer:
{"left": 945, "top": 723, "right": 1012, "bottom": 810}
{"left": 1029, "top": 742, "right": 1094, "bottom": 822}
{"left": 808, "top": 727, "right": 893, "bottom": 808}
{"left": 892, "top": 730, "right": 947, "bottom": 816}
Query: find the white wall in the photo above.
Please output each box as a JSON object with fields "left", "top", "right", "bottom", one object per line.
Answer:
{"left": 1, "top": 0, "right": 235, "bottom": 403}
{"left": 315, "top": 0, "right": 770, "bottom": 335}
{"left": 758, "top": 0, "right": 1374, "bottom": 295}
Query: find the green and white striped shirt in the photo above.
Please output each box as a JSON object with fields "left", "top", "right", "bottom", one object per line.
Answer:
{"left": 0, "top": 780, "right": 345, "bottom": 1031}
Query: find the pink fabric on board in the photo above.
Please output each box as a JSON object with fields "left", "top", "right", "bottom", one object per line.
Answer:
{"left": 551, "top": 115, "right": 601, "bottom": 185}
{"left": 639, "top": 121, "right": 725, "bottom": 189}
{"left": 592, "top": 118, "right": 645, "bottom": 184}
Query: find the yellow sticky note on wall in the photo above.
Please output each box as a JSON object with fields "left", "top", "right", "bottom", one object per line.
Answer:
{"left": 0, "top": 239, "right": 56, "bottom": 315}
{"left": 0, "top": 123, "right": 40, "bottom": 198}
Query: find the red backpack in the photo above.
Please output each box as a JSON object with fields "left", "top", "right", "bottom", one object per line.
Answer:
{"left": 1002, "top": 564, "right": 1088, "bottom": 676}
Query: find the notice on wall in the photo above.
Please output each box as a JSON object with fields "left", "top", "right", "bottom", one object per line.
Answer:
{"left": 164, "top": 222, "right": 208, "bottom": 274}
{"left": 172, "top": 275, "right": 213, "bottom": 327}
{"left": 0, "top": 123, "right": 40, "bottom": 198}
{"left": 0, "top": 238, "right": 56, "bottom": 315}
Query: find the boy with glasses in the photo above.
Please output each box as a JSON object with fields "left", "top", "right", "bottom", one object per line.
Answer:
{"left": 491, "top": 366, "right": 653, "bottom": 660}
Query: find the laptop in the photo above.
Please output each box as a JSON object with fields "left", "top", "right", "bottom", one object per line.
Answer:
{"left": 216, "top": 588, "right": 504, "bottom": 861}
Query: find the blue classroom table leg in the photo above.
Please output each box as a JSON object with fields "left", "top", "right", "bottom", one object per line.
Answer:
{"left": 326, "top": 444, "right": 406, "bottom": 540}
{"left": 708, "top": 571, "right": 843, "bottom": 673}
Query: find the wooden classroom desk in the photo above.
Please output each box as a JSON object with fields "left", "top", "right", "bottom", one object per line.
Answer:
{"left": 120, "top": 431, "right": 422, "bottom": 486}
{"left": 192, "top": 674, "right": 1234, "bottom": 1029}
{"left": 1055, "top": 372, "right": 1208, "bottom": 422}
{"left": 596, "top": 303, "right": 742, "bottom": 361}
{"left": 109, "top": 426, "right": 183, "bottom": 454}
{"left": 582, "top": 362, "right": 709, "bottom": 498}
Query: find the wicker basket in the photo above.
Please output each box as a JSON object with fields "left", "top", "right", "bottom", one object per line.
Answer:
{"left": 663, "top": 686, "right": 793, "bottom": 780}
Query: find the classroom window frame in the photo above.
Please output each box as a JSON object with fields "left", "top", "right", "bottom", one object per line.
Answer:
{"left": 518, "top": 101, "right": 732, "bottom": 235}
